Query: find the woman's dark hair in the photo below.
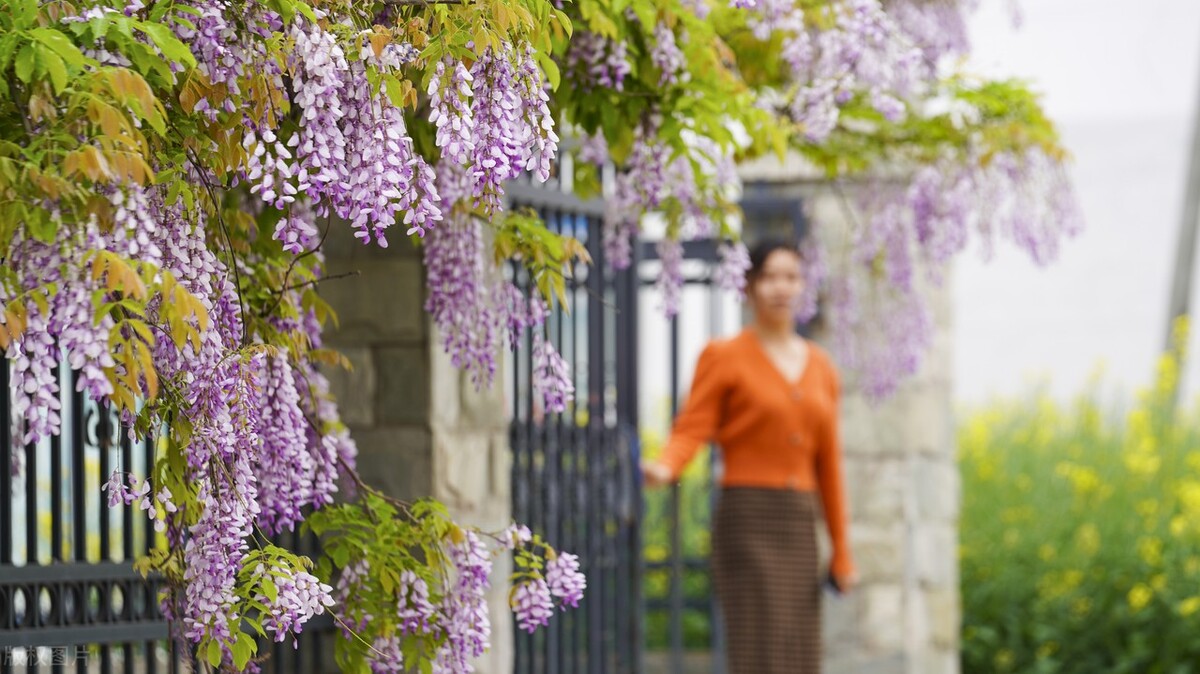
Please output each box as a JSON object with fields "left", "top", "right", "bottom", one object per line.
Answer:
{"left": 745, "top": 238, "right": 802, "bottom": 285}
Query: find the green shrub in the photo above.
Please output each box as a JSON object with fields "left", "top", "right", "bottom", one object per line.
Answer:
{"left": 960, "top": 340, "right": 1200, "bottom": 673}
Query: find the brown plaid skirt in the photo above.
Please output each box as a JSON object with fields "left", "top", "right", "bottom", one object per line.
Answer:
{"left": 712, "top": 488, "right": 822, "bottom": 674}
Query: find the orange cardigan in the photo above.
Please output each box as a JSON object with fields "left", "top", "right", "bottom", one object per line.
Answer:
{"left": 658, "top": 329, "right": 855, "bottom": 580}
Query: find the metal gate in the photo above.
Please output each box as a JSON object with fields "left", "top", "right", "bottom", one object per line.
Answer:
{"left": 0, "top": 366, "right": 336, "bottom": 674}
{"left": 506, "top": 163, "right": 643, "bottom": 674}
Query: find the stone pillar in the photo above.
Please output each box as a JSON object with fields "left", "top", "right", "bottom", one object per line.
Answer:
{"left": 805, "top": 191, "right": 961, "bottom": 674}
{"left": 321, "top": 224, "right": 514, "bottom": 674}
{"left": 739, "top": 153, "right": 962, "bottom": 674}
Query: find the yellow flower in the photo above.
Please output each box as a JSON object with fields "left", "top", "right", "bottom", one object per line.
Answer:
{"left": 1179, "top": 596, "right": 1200, "bottom": 617}
{"left": 994, "top": 649, "right": 1015, "bottom": 671}
{"left": 1151, "top": 574, "right": 1167, "bottom": 591}
{"left": 1036, "top": 641, "right": 1060, "bottom": 659}
{"left": 1136, "top": 499, "right": 1159, "bottom": 518}
{"left": 1038, "top": 543, "right": 1056, "bottom": 562}
{"left": 1138, "top": 537, "right": 1163, "bottom": 567}
{"left": 1072, "top": 596, "right": 1092, "bottom": 618}
{"left": 1124, "top": 451, "right": 1161, "bottom": 477}
{"left": 1171, "top": 516, "right": 1188, "bottom": 537}
{"left": 1128, "top": 583, "right": 1153, "bottom": 612}
{"left": 1055, "top": 462, "right": 1105, "bottom": 498}
{"left": 1188, "top": 557, "right": 1200, "bottom": 576}
{"left": 1177, "top": 480, "right": 1200, "bottom": 516}
{"left": 1075, "top": 523, "right": 1101, "bottom": 555}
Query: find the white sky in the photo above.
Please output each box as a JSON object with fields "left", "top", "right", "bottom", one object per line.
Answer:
{"left": 953, "top": 0, "right": 1200, "bottom": 405}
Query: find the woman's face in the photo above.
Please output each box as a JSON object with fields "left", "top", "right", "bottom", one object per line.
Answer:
{"left": 748, "top": 249, "right": 805, "bottom": 324}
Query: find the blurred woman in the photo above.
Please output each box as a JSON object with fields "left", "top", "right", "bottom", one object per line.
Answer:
{"left": 641, "top": 239, "right": 856, "bottom": 674}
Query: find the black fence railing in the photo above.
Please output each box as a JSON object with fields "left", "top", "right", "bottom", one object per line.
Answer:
{"left": 507, "top": 166, "right": 643, "bottom": 674}
{"left": 0, "top": 365, "right": 337, "bottom": 674}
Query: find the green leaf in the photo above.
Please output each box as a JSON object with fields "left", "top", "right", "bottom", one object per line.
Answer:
{"left": 294, "top": 2, "right": 318, "bottom": 25}
{"left": 14, "top": 43, "right": 36, "bottom": 83}
{"left": 231, "top": 633, "right": 255, "bottom": 671}
{"left": 261, "top": 577, "right": 278, "bottom": 603}
{"left": 138, "top": 22, "right": 196, "bottom": 68}
{"left": 11, "top": 0, "right": 38, "bottom": 30}
{"left": 205, "top": 639, "right": 223, "bottom": 668}
{"left": 536, "top": 50, "right": 560, "bottom": 91}
{"left": 383, "top": 76, "right": 405, "bottom": 109}
{"left": 30, "top": 28, "right": 85, "bottom": 68}
{"left": 26, "top": 210, "right": 57, "bottom": 243}
{"left": 42, "top": 50, "right": 68, "bottom": 94}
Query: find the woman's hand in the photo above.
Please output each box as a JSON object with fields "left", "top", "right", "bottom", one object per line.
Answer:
{"left": 640, "top": 460, "right": 674, "bottom": 488}
{"left": 831, "top": 570, "right": 859, "bottom": 595}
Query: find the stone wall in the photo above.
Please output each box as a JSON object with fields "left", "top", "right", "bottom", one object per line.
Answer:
{"left": 740, "top": 154, "right": 962, "bottom": 674}
{"left": 321, "top": 224, "right": 514, "bottom": 673}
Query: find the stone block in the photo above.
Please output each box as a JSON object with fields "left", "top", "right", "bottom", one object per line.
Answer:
{"left": 927, "top": 586, "right": 960, "bottom": 649}
{"left": 847, "top": 458, "right": 908, "bottom": 525}
{"left": 320, "top": 257, "right": 424, "bottom": 345}
{"left": 375, "top": 346, "right": 429, "bottom": 426}
{"left": 823, "top": 582, "right": 862, "bottom": 650}
{"left": 351, "top": 426, "right": 432, "bottom": 502}
{"left": 916, "top": 457, "right": 960, "bottom": 523}
{"left": 429, "top": 334, "right": 462, "bottom": 429}
{"left": 490, "top": 430, "right": 512, "bottom": 501}
{"left": 319, "top": 346, "right": 375, "bottom": 427}
{"left": 850, "top": 522, "right": 907, "bottom": 584}
{"left": 434, "top": 429, "right": 491, "bottom": 506}
{"left": 914, "top": 524, "right": 957, "bottom": 586}
{"left": 862, "top": 584, "right": 905, "bottom": 653}
{"left": 434, "top": 430, "right": 510, "bottom": 532}
{"left": 461, "top": 372, "right": 507, "bottom": 430}
{"left": 844, "top": 384, "right": 950, "bottom": 458}
{"left": 913, "top": 649, "right": 960, "bottom": 674}
{"left": 824, "top": 653, "right": 908, "bottom": 674}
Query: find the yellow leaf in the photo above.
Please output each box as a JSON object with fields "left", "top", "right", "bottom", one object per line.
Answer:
{"left": 369, "top": 32, "right": 391, "bottom": 59}
{"left": 0, "top": 323, "right": 10, "bottom": 350}
{"left": 135, "top": 340, "right": 158, "bottom": 400}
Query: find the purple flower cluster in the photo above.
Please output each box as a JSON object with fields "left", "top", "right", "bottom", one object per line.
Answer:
{"left": 532, "top": 337, "right": 574, "bottom": 414}
{"left": 656, "top": 239, "right": 685, "bottom": 318}
{"left": 288, "top": 19, "right": 350, "bottom": 207}
{"left": 368, "top": 636, "right": 405, "bottom": 674}
{"left": 398, "top": 570, "right": 437, "bottom": 635}
{"left": 567, "top": 32, "right": 632, "bottom": 91}
{"left": 433, "top": 531, "right": 492, "bottom": 673}
{"left": 254, "top": 562, "right": 336, "bottom": 642}
{"left": 423, "top": 213, "right": 497, "bottom": 387}
{"left": 255, "top": 355, "right": 316, "bottom": 536}
{"left": 714, "top": 241, "right": 751, "bottom": 296}
{"left": 796, "top": 235, "right": 826, "bottom": 324}
{"left": 606, "top": 120, "right": 669, "bottom": 269}
{"left": 511, "top": 579, "right": 554, "bottom": 633}
{"left": 577, "top": 132, "right": 608, "bottom": 167}
{"left": 750, "top": 0, "right": 928, "bottom": 141}
{"left": 429, "top": 59, "right": 476, "bottom": 170}
{"left": 545, "top": 552, "right": 586, "bottom": 609}
{"left": 464, "top": 45, "right": 558, "bottom": 213}
{"left": 338, "top": 62, "right": 442, "bottom": 245}
{"left": 651, "top": 22, "right": 686, "bottom": 87}
{"left": 498, "top": 286, "right": 574, "bottom": 413}
{"left": 820, "top": 147, "right": 1082, "bottom": 399}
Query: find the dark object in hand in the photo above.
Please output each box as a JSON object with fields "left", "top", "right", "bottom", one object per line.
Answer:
{"left": 824, "top": 571, "right": 844, "bottom": 596}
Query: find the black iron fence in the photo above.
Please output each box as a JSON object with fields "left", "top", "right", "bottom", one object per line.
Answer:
{"left": 0, "top": 365, "right": 335, "bottom": 674}
{"left": 506, "top": 164, "right": 643, "bottom": 674}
